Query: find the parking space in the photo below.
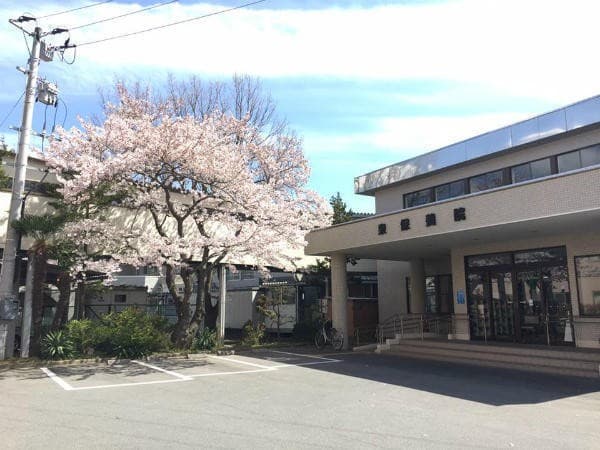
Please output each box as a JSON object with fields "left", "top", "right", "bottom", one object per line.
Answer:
{"left": 39, "top": 349, "right": 343, "bottom": 391}
{"left": 232, "top": 349, "right": 342, "bottom": 368}
{"left": 4, "top": 350, "right": 600, "bottom": 449}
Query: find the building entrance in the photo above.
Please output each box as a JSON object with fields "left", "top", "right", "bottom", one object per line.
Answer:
{"left": 466, "top": 247, "right": 573, "bottom": 346}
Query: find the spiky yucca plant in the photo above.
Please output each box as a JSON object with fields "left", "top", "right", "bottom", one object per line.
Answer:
{"left": 41, "top": 330, "right": 73, "bottom": 360}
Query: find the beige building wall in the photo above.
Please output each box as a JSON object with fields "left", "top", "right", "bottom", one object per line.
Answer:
{"left": 375, "top": 127, "right": 600, "bottom": 213}
{"left": 307, "top": 164, "right": 600, "bottom": 348}
{"left": 377, "top": 260, "right": 410, "bottom": 321}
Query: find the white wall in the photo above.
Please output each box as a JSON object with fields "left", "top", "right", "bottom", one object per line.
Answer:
{"left": 225, "top": 290, "right": 256, "bottom": 329}
{"left": 377, "top": 260, "right": 410, "bottom": 321}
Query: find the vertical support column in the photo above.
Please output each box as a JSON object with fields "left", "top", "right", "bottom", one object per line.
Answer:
{"left": 0, "top": 320, "right": 15, "bottom": 360}
{"left": 217, "top": 265, "right": 227, "bottom": 345}
{"left": 450, "top": 248, "right": 469, "bottom": 340}
{"left": 409, "top": 259, "right": 426, "bottom": 314}
{"left": 20, "top": 255, "right": 35, "bottom": 357}
{"left": 330, "top": 253, "right": 348, "bottom": 350}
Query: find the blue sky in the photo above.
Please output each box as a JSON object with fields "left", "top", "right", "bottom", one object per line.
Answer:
{"left": 2, "top": 0, "right": 600, "bottom": 212}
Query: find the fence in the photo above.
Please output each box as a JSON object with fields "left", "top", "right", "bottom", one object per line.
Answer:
{"left": 39, "top": 303, "right": 180, "bottom": 327}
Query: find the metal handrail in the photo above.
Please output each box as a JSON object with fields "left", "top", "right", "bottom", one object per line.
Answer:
{"left": 377, "top": 313, "right": 452, "bottom": 344}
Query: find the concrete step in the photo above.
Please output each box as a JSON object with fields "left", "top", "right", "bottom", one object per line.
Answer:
{"left": 386, "top": 349, "right": 599, "bottom": 379}
{"left": 392, "top": 339, "right": 600, "bottom": 362}
{"left": 379, "top": 340, "right": 600, "bottom": 378}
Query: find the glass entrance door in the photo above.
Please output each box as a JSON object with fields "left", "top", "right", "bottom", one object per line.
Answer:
{"left": 542, "top": 266, "right": 573, "bottom": 345}
{"left": 466, "top": 246, "right": 573, "bottom": 346}
{"left": 489, "top": 272, "right": 515, "bottom": 341}
{"left": 516, "top": 268, "right": 573, "bottom": 345}
{"left": 516, "top": 271, "right": 545, "bottom": 344}
{"left": 467, "top": 271, "right": 514, "bottom": 341}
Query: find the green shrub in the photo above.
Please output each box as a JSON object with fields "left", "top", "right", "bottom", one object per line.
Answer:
{"left": 242, "top": 320, "right": 266, "bottom": 346}
{"left": 41, "top": 330, "right": 73, "bottom": 360}
{"left": 93, "top": 308, "right": 171, "bottom": 358}
{"left": 192, "top": 327, "right": 217, "bottom": 351}
{"left": 65, "top": 308, "right": 171, "bottom": 358}
{"left": 65, "top": 319, "right": 96, "bottom": 356}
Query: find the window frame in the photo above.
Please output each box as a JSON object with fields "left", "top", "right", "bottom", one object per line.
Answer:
{"left": 575, "top": 254, "right": 600, "bottom": 317}
{"left": 403, "top": 188, "right": 434, "bottom": 209}
{"left": 401, "top": 143, "right": 600, "bottom": 211}
{"left": 468, "top": 169, "right": 506, "bottom": 193}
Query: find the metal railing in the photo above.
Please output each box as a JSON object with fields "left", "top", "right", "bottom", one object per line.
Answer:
{"left": 376, "top": 313, "right": 453, "bottom": 345}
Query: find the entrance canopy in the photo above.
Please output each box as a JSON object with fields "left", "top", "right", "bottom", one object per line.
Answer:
{"left": 306, "top": 167, "right": 600, "bottom": 261}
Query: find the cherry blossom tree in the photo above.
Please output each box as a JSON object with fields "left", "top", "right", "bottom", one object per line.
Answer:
{"left": 47, "top": 85, "right": 331, "bottom": 347}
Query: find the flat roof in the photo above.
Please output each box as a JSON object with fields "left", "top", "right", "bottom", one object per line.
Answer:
{"left": 354, "top": 94, "right": 600, "bottom": 195}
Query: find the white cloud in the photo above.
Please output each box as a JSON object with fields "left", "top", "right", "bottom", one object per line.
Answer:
{"left": 2, "top": 0, "right": 600, "bottom": 103}
{"left": 303, "top": 112, "right": 531, "bottom": 158}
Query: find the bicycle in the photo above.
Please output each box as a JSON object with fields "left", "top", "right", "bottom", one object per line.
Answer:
{"left": 314, "top": 319, "right": 344, "bottom": 351}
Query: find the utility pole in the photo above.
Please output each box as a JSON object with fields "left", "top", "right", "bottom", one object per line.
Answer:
{"left": 0, "top": 25, "right": 42, "bottom": 360}
{"left": 0, "top": 26, "right": 41, "bottom": 299}
{"left": 217, "top": 265, "right": 227, "bottom": 346}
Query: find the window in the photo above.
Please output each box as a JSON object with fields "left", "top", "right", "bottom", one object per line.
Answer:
{"left": 469, "top": 169, "right": 504, "bottom": 193}
{"left": 114, "top": 294, "right": 127, "bottom": 303}
{"left": 467, "top": 253, "right": 512, "bottom": 268}
{"left": 400, "top": 143, "right": 600, "bottom": 211}
{"left": 425, "top": 275, "right": 454, "bottom": 314}
{"left": 425, "top": 276, "right": 438, "bottom": 313}
{"left": 511, "top": 158, "right": 552, "bottom": 183}
{"left": 581, "top": 145, "right": 600, "bottom": 167}
{"left": 435, "top": 180, "right": 467, "bottom": 201}
{"left": 226, "top": 270, "right": 241, "bottom": 281}
{"left": 241, "top": 270, "right": 256, "bottom": 280}
{"left": 425, "top": 213, "right": 436, "bottom": 227}
{"left": 575, "top": 255, "right": 600, "bottom": 316}
{"left": 557, "top": 150, "right": 581, "bottom": 173}
{"left": 403, "top": 188, "right": 433, "bottom": 208}
{"left": 514, "top": 247, "right": 566, "bottom": 265}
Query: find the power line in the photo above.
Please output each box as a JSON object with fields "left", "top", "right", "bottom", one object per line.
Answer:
{"left": 75, "top": 0, "right": 267, "bottom": 47}
{"left": 38, "top": 0, "right": 114, "bottom": 20}
{"left": 0, "top": 92, "right": 26, "bottom": 129}
{"left": 70, "top": 0, "right": 178, "bottom": 31}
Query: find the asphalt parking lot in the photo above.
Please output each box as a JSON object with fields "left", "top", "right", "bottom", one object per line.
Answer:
{"left": 1, "top": 348, "right": 600, "bottom": 449}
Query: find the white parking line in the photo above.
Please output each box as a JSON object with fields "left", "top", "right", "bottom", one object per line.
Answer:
{"left": 270, "top": 360, "right": 342, "bottom": 368}
{"left": 269, "top": 350, "right": 341, "bottom": 362}
{"left": 41, "top": 352, "right": 345, "bottom": 391}
{"left": 206, "top": 355, "right": 275, "bottom": 370}
{"left": 68, "top": 378, "right": 188, "bottom": 391}
{"left": 40, "top": 367, "right": 74, "bottom": 391}
{"left": 131, "top": 360, "right": 192, "bottom": 380}
{"left": 190, "top": 368, "right": 273, "bottom": 378}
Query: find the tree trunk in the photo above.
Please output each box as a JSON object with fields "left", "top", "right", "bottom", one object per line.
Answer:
{"left": 204, "top": 268, "right": 218, "bottom": 330}
{"left": 51, "top": 272, "right": 71, "bottom": 330}
{"left": 187, "top": 267, "right": 208, "bottom": 339}
{"left": 74, "top": 281, "right": 86, "bottom": 320}
{"left": 204, "top": 287, "right": 219, "bottom": 330}
{"left": 29, "top": 246, "right": 48, "bottom": 357}
{"left": 167, "top": 265, "right": 193, "bottom": 348}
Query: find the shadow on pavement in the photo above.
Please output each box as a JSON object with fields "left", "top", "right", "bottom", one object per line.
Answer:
{"left": 238, "top": 348, "right": 600, "bottom": 406}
